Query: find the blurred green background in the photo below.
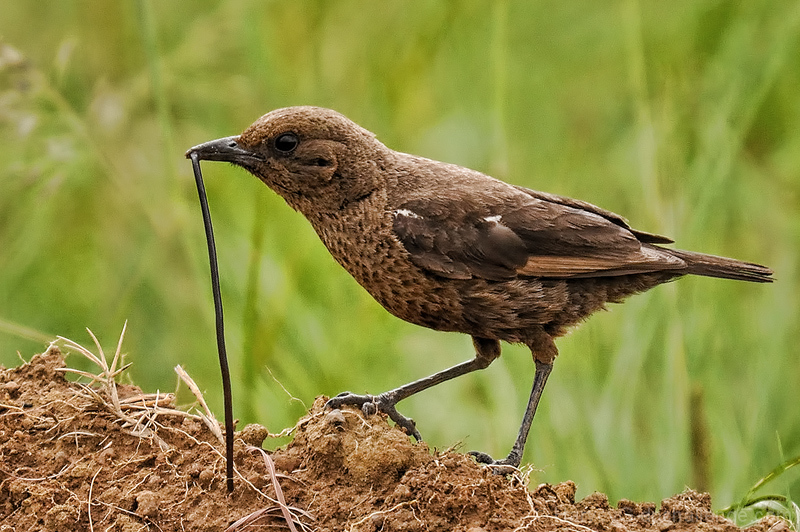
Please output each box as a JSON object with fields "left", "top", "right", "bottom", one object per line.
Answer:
{"left": 1, "top": 0, "right": 798, "bottom": 509}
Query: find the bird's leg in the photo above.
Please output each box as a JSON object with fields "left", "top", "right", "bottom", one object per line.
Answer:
{"left": 326, "top": 337, "right": 501, "bottom": 441}
{"left": 471, "top": 359, "right": 553, "bottom": 470}
{"left": 471, "top": 330, "right": 557, "bottom": 470}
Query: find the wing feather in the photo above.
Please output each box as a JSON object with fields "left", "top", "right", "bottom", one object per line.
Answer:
{"left": 392, "top": 190, "right": 684, "bottom": 281}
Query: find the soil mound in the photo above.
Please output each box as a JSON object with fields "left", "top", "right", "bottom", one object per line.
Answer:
{"left": 0, "top": 347, "right": 785, "bottom": 531}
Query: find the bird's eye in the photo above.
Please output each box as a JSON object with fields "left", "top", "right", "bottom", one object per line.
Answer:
{"left": 274, "top": 132, "right": 299, "bottom": 153}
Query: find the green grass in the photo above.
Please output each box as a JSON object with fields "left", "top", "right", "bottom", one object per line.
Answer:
{"left": 1, "top": 0, "right": 799, "bottom": 509}
{"left": 721, "top": 450, "right": 800, "bottom": 528}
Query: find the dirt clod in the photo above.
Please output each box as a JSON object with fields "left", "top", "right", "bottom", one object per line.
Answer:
{"left": 239, "top": 423, "right": 269, "bottom": 447}
{"left": 0, "top": 347, "right": 785, "bottom": 531}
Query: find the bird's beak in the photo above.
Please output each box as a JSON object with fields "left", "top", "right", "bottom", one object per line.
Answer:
{"left": 185, "top": 135, "right": 259, "bottom": 163}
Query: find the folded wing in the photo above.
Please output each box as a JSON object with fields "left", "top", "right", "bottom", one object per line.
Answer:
{"left": 392, "top": 188, "right": 685, "bottom": 281}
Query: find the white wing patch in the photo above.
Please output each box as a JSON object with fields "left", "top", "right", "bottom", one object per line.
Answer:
{"left": 395, "top": 208, "right": 422, "bottom": 219}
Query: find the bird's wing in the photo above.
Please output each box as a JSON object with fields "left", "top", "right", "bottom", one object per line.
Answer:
{"left": 520, "top": 188, "right": 674, "bottom": 244}
{"left": 392, "top": 191, "right": 685, "bottom": 281}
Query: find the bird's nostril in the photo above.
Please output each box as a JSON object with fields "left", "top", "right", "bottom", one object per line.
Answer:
{"left": 227, "top": 141, "right": 236, "bottom": 148}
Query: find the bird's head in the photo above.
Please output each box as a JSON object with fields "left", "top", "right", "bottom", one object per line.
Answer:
{"left": 186, "top": 106, "right": 387, "bottom": 213}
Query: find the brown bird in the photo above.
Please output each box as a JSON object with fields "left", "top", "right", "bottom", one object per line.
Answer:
{"left": 186, "top": 106, "right": 772, "bottom": 469}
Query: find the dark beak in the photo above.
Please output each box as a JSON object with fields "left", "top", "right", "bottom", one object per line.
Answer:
{"left": 185, "top": 135, "right": 260, "bottom": 163}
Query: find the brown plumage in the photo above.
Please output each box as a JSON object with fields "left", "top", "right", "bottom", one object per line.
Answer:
{"left": 187, "top": 106, "right": 772, "bottom": 469}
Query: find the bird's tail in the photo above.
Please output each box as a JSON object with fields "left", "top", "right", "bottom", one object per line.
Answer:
{"left": 668, "top": 249, "right": 773, "bottom": 283}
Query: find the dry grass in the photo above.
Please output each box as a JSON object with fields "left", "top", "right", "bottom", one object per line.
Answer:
{"left": 53, "top": 326, "right": 312, "bottom": 531}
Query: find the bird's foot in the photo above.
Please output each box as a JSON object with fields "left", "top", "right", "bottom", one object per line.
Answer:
{"left": 325, "top": 391, "right": 422, "bottom": 441}
{"left": 468, "top": 451, "right": 520, "bottom": 475}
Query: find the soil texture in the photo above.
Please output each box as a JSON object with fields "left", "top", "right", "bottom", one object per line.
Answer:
{"left": 0, "top": 346, "right": 788, "bottom": 531}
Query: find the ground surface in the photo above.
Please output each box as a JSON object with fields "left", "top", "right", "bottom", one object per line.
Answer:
{"left": 0, "top": 347, "right": 787, "bottom": 531}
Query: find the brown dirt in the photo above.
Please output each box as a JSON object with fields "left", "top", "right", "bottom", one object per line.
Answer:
{"left": 0, "top": 346, "right": 788, "bottom": 531}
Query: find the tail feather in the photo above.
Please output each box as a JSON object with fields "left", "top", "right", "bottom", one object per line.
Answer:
{"left": 668, "top": 249, "right": 773, "bottom": 283}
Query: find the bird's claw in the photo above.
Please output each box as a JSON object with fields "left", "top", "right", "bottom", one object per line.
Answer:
{"left": 468, "top": 451, "right": 496, "bottom": 464}
{"left": 325, "top": 392, "right": 422, "bottom": 441}
{"left": 326, "top": 391, "right": 375, "bottom": 409}
{"left": 361, "top": 401, "right": 378, "bottom": 416}
{"left": 468, "top": 451, "right": 520, "bottom": 475}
